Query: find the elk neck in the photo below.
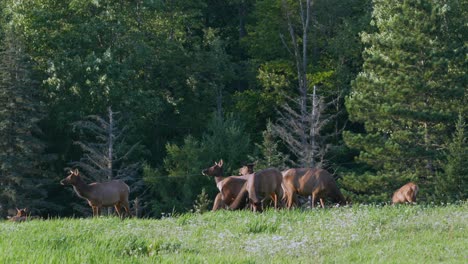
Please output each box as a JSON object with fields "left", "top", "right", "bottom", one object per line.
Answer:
{"left": 71, "top": 177, "right": 92, "bottom": 199}
{"left": 213, "top": 175, "right": 225, "bottom": 192}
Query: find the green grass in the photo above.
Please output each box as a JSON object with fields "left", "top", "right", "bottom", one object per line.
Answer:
{"left": 1, "top": 204, "right": 466, "bottom": 263}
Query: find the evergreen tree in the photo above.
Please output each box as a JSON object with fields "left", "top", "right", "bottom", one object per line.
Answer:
{"left": 193, "top": 188, "right": 211, "bottom": 214}
{"left": 250, "top": 120, "right": 289, "bottom": 170}
{"left": 201, "top": 113, "right": 252, "bottom": 172}
{"left": 344, "top": 0, "right": 466, "bottom": 201}
{"left": 435, "top": 113, "right": 467, "bottom": 202}
{"left": 0, "top": 30, "right": 52, "bottom": 217}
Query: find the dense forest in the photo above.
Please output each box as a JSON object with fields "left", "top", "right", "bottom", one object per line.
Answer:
{"left": 0, "top": 0, "right": 466, "bottom": 218}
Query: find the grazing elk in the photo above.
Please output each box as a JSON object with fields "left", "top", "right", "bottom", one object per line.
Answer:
{"left": 230, "top": 167, "right": 284, "bottom": 212}
{"left": 392, "top": 182, "right": 419, "bottom": 204}
{"left": 8, "top": 208, "right": 28, "bottom": 222}
{"left": 60, "top": 169, "right": 131, "bottom": 218}
{"left": 282, "top": 168, "right": 346, "bottom": 209}
{"left": 202, "top": 160, "right": 251, "bottom": 210}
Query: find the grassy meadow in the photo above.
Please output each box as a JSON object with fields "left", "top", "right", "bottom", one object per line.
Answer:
{"left": 1, "top": 204, "right": 466, "bottom": 264}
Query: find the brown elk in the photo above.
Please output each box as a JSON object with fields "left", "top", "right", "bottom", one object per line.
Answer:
{"left": 238, "top": 163, "right": 255, "bottom": 176}
{"left": 210, "top": 162, "right": 256, "bottom": 210}
{"left": 202, "top": 160, "right": 251, "bottom": 210}
{"left": 230, "top": 167, "right": 284, "bottom": 212}
{"left": 8, "top": 208, "right": 28, "bottom": 222}
{"left": 282, "top": 168, "right": 346, "bottom": 209}
{"left": 60, "top": 169, "right": 131, "bottom": 218}
{"left": 392, "top": 182, "right": 419, "bottom": 204}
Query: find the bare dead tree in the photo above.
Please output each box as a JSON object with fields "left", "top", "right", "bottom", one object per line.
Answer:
{"left": 272, "top": 85, "right": 335, "bottom": 168}
{"left": 70, "top": 106, "right": 141, "bottom": 215}
{"left": 280, "top": 0, "right": 312, "bottom": 146}
{"left": 275, "top": 0, "right": 319, "bottom": 167}
{"left": 274, "top": 0, "right": 348, "bottom": 168}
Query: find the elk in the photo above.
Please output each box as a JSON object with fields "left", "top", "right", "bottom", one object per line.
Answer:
{"left": 282, "top": 168, "right": 346, "bottom": 209}
{"left": 230, "top": 167, "right": 284, "bottom": 212}
{"left": 8, "top": 208, "right": 28, "bottom": 222}
{"left": 211, "top": 162, "right": 256, "bottom": 210}
{"left": 60, "top": 169, "right": 131, "bottom": 218}
{"left": 392, "top": 182, "right": 419, "bottom": 204}
{"left": 238, "top": 163, "right": 255, "bottom": 176}
{"left": 202, "top": 160, "right": 251, "bottom": 210}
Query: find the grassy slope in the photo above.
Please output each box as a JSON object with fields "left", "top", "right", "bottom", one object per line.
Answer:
{"left": 0, "top": 204, "right": 466, "bottom": 264}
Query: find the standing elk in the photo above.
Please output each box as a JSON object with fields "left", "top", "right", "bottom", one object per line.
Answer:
{"left": 202, "top": 160, "right": 251, "bottom": 210}
{"left": 60, "top": 169, "right": 131, "bottom": 218}
{"left": 392, "top": 182, "right": 419, "bottom": 204}
{"left": 230, "top": 167, "right": 284, "bottom": 212}
{"left": 282, "top": 168, "right": 346, "bottom": 209}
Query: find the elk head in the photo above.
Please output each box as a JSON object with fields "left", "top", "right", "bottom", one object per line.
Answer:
{"left": 60, "top": 169, "right": 81, "bottom": 185}
{"left": 16, "top": 208, "right": 27, "bottom": 217}
{"left": 202, "top": 160, "right": 224, "bottom": 177}
{"left": 239, "top": 163, "right": 255, "bottom": 175}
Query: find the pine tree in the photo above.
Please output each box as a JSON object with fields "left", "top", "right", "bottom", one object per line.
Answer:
{"left": 344, "top": 0, "right": 466, "bottom": 200}
{"left": 435, "top": 113, "right": 467, "bottom": 202}
{"left": 0, "top": 30, "right": 52, "bottom": 217}
{"left": 250, "top": 120, "right": 289, "bottom": 170}
{"left": 193, "top": 188, "right": 211, "bottom": 214}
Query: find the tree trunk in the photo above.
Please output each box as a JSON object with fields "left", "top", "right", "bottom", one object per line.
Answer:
{"left": 107, "top": 107, "right": 114, "bottom": 216}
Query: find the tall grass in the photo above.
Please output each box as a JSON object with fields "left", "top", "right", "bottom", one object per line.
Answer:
{"left": 1, "top": 204, "right": 466, "bottom": 263}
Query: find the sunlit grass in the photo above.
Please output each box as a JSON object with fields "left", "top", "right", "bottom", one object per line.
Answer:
{"left": 1, "top": 204, "right": 466, "bottom": 263}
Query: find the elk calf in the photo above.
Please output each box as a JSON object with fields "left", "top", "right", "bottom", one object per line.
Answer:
{"left": 392, "top": 182, "right": 418, "bottom": 204}
{"left": 60, "top": 169, "right": 131, "bottom": 218}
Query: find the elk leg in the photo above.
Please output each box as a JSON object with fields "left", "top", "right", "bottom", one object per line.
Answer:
{"left": 311, "top": 194, "right": 316, "bottom": 208}
{"left": 114, "top": 203, "right": 122, "bottom": 218}
{"left": 121, "top": 200, "right": 131, "bottom": 218}
{"left": 286, "top": 190, "right": 293, "bottom": 209}
{"left": 212, "top": 193, "right": 225, "bottom": 211}
{"left": 271, "top": 193, "right": 278, "bottom": 210}
{"left": 91, "top": 206, "right": 97, "bottom": 217}
{"left": 320, "top": 198, "right": 325, "bottom": 209}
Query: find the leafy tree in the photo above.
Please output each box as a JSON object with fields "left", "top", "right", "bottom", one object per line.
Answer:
{"left": 344, "top": 0, "right": 466, "bottom": 201}
{"left": 0, "top": 29, "right": 55, "bottom": 217}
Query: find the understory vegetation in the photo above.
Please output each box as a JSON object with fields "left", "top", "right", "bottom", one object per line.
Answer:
{"left": 1, "top": 204, "right": 466, "bottom": 263}
{"left": 0, "top": 0, "right": 466, "bottom": 218}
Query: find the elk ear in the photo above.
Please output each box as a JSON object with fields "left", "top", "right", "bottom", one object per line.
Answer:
{"left": 16, "top": 208, "right": 19, "bottom": 212}
{"left": 219, "top": 159, "right": 223, "bottom": 167}
{"left": 73, "top": 168, "right": 79, "bottom": 175}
